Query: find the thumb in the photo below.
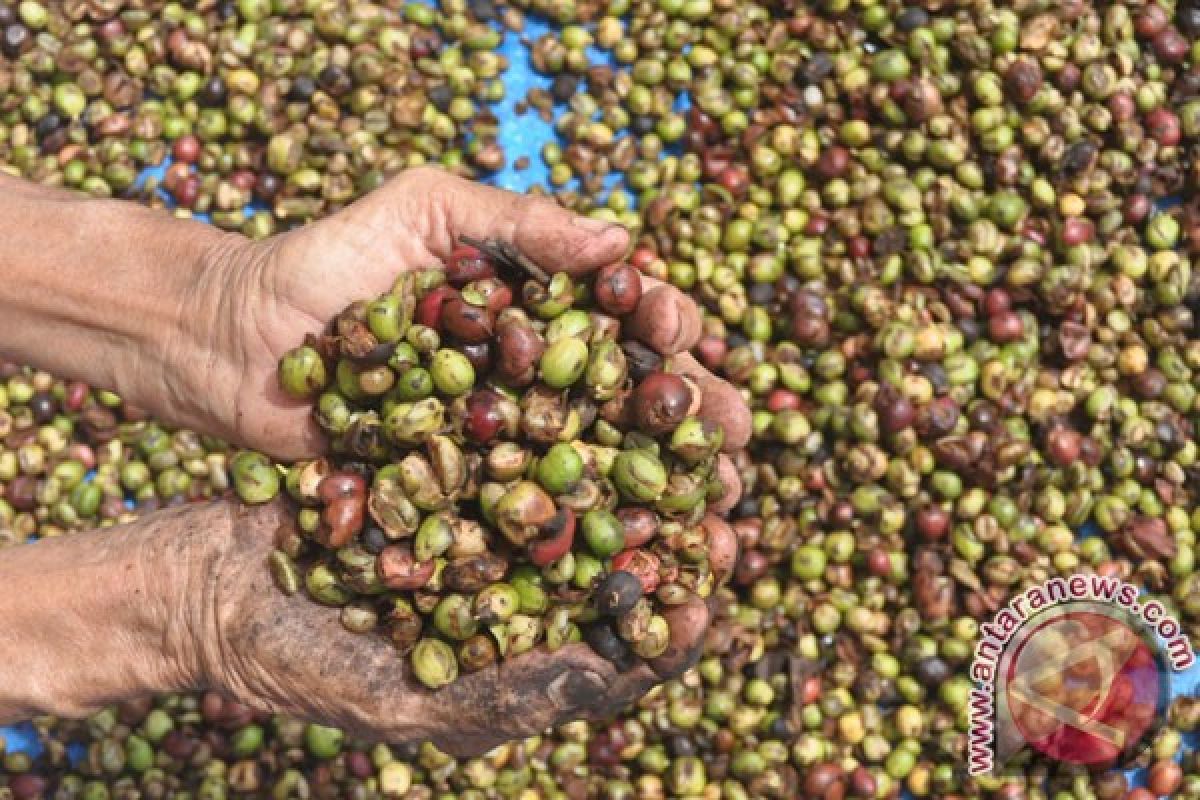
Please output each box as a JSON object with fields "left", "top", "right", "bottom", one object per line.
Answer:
{"left": 424, "top": 645, "right": 648, "bottom": 757}
{"left": 392, "top": 167, "right": 630, "bottom": 274}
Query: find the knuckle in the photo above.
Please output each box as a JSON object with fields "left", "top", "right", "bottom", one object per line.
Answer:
{"left": 394, "top": 165, "right": 442, "bottom": 189}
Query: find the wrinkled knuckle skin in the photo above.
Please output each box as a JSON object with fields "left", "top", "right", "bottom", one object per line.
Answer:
{"left": 586, "top": 678, "right": 655, "bottom": 723}
{"left": 428, "top": 658, "right": 614, "bottom": 756}
{"left": 431, "top": 671, "right": 542, "bottom": 756}
{"left": 560, "top": 230, "right": 597, "bottom": 265}
{"left": 393, "top": 164, "right": 444, "bottom": 192}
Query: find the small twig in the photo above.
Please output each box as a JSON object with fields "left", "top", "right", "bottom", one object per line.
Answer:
{"left": 459, "top": 235, "right": 551, "bottom": 285}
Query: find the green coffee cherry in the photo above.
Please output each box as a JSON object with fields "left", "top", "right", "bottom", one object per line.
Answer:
{"left": 536, "top": 442, "right": 584, "bottom": 494}
{"left": 582, "top": 509, "right": 625, "bottom": 558}
{"left": 540, "top": 337, "right": 589, "bottom": 388}
{"left": 613, "top": 450, "right": 668, "bottom": 502}
{"left": 278, "top": 346, "right": 328, "bottom": 399}
{"left": 411, "top": 638, "right": 459, "bottom": 689}
{"left": 303, "top": 724, "right": 344, "bottom": 759}
{"left": 430, "top": 349, "right": 475, "bottom": 396}
{"left": 231, "top": 450, "right": 281, "bottom": 505}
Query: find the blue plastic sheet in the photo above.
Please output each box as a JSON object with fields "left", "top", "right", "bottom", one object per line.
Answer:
{"left": 1, "top": 721, "right": 41, "bottom": 760}
{"left": 479, "top": 12, "right": 567, "bottom": 193}
{"left": 3, "top": 6, "right": 1199, "bottom": 792}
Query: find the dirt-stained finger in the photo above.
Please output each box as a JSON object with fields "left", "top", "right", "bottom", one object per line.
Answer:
{"left": 701, "top": 514, "right": 740, "bottom": 587}
{"left": 626, "top": 283, "right": 703, "bottom": 356}
{"left": 670, "top": 352, "right": 753, "bottom": 452}
{"left": 709, "top": 454, "right": 742, "bottom": 514}
{"left": 393, "top": 167, "right": 630, "bottom": 274}
{"left": 648, "top": 594, "right": 709, "bottom": 678}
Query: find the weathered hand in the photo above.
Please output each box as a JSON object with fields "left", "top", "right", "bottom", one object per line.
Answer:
{"left": 183, "top": 500, "right": 738, "bottom": 757}
{"left": 191, "top": 167, "right": 750, "bottom": 509}
{"left": 0, "top": 169, "right": 754, "bottom": 748}
{"left": 165, "top": 168, "right": 753, "bottom": 749}
{"left": 0, "top": 491, "right": 737, "bottom": 755}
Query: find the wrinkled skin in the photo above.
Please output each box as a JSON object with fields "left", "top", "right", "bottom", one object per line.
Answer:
{"left": 0, "top": 498, "right": 738, "bottom": 757}
{"left": 199, "top": 501, "right": 738, "bottom": 757}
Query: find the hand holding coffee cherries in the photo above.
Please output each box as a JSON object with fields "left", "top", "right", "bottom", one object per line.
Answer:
{"left": 209, "top": 167, "right": 751, "bottom": 753}
{"left": 190, "top": 167, "right": 751, "bottom": 473}
{"left": 0, "top": 169, "right": 751, "bottom": 757}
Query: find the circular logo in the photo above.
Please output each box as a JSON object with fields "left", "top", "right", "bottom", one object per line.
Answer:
{"left": 1003, "top": 608, "right": 1166, "bottom": 767}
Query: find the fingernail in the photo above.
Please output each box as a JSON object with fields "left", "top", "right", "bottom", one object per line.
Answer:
{"left": 570, "top": 214, "right": 620, "bottom": 234}
{"left": 633, "top": 287, "right": 683, "bottom": 354}
{"left": 667, "top": 296, "right": 691, "bottom": 352}
{"left": 549, "top": 669, "right": 607, "bottom": 709}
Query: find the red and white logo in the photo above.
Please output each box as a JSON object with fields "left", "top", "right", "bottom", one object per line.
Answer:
{"left": 968, "top": 575, "right": 1190, "bottom": 776}
{"left": 1002, "top": 607, "right": 1162, "bottom": 766}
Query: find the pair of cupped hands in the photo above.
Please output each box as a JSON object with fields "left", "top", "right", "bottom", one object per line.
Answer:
{"left": 156, "top": 168, "right": 751, "bottom": 756}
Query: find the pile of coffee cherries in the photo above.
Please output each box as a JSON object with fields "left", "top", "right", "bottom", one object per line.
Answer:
{"left": 235, "top": 240, "right": 725, "bottom": 688}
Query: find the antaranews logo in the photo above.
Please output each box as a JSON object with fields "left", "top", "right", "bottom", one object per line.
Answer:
{"left": 967, "top": 573, "right": 1193, "bottom": 776}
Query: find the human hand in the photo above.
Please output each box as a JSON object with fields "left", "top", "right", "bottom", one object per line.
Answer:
{"left": 185, "top": 167, "right": 750, "bottom": 511}
{"left": 182, "top": 499, "right": 738, "bottom": 757}
{"left": 0, "top": 170, "right": 752, "bottom": 745}
{"left": 167, "top": 168, "right": 753, "bottom": 750}
{"left": 0, "top": 497, "right": 735, "bottom": 755}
